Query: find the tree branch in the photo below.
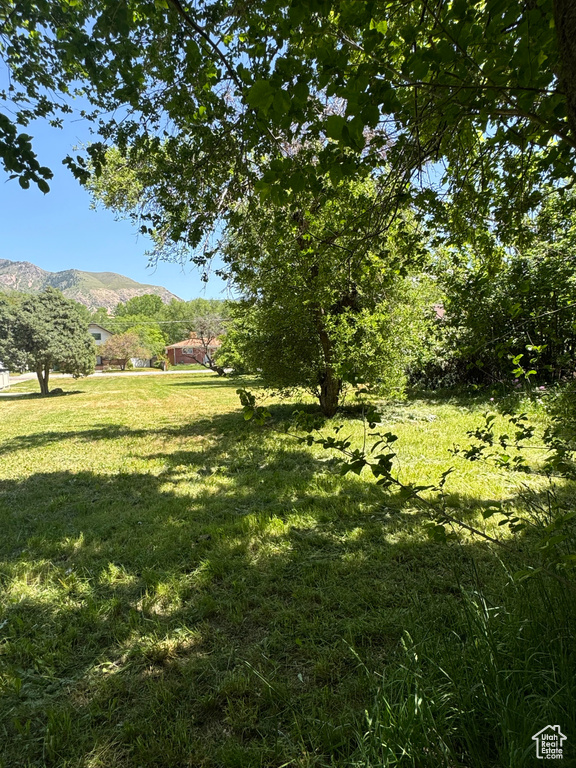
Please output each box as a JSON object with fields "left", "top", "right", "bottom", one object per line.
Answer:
{"left": 165, "top": 0, "right": 243, "bottom": 91}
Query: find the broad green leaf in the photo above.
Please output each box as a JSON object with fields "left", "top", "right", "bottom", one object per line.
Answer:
{"left": 246, "top": 80, "right": 276, "bottom": 113}
{"left": 325, "top": 114, "right": 346, "bottom": 141}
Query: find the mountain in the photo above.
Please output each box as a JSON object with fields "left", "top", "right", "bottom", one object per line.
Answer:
{"left": 0, "top": 259, "right": 181, "bottom": 311}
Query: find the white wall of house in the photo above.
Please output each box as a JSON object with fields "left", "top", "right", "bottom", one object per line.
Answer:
{"left": 88, "top": 323, "right": 113, "bottom": 346}
{"left": 88, "top": 323, "right": 114, "bottom": 366}
{"left": 0, "top": 368, "right": 9, "bottom": 391}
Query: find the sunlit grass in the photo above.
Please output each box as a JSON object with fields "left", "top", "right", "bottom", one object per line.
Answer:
{"left": 0, "top": 374, "right": 574, "bottom": 767}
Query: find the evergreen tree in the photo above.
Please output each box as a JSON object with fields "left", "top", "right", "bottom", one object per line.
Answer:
{"left": 0, "top": 287, "right": 95, "bottom": 395}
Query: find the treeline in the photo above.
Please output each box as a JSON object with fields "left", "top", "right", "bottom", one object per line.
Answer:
{"left": 413, "top": 189, "right": 576, "bottom": 389}
{"left": 91, "top": 296, "right": 231, "bottom": 361}
{"left": 215, "top": 187, "right": 576, "bottom": 413}
{"left": 3, "top": 187, "right": 575, "bottom": 402}
{"left": 0, "top": 289, "right": 232, "bottom": 387}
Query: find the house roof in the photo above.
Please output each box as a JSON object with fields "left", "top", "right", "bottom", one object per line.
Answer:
{"left": 165, "top": 337, "right": 222, "bottom": 349}
{"left": 88, "top": 322, "right": 112, "bottom": 334}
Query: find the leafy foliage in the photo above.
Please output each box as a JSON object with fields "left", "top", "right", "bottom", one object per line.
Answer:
{"left": 221, "top": 180, "right": 432, "bottom": 414}
{"left": 0, "top": 287, "right": 95, "bottom": 394}
{"left": 124, "top": 325, "right": 166, "bottom": 358}
{"left": 238, "top": 383, "right": 576, "bottom": 587}
{"left": 100, "top": 331, "right": 148, "bottom": 369}
{"left": 413, "top": 190, "right": 576, "bottom": 387}
{"left": 1, "top": 0, "right": 575, "bottom": 261}
{"left": 115, "top": 294, "right": 164, "bottom": 318}
{"left": 89, "top": 307, "right": 111, "bottom": 326}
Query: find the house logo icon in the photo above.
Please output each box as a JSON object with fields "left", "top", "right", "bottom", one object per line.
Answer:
{"left": 532, "top": 725, "right": 567, "bottom": 759}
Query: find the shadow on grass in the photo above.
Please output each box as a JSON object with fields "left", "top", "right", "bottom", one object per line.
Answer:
{"left": 0, "top": 431, "right": 472, "bottom": 765}
{"left": 168, "top": 377, "right": 248, "bottom": 389}
{"left": 0, "top": 410, "right": 246, "bottom": 455}
{"left": 405, "top": 386, "right": 498, "bottom": 409}
{"left": 0, "top": 390, "right": 84, "bottom": 401}
{"left": 0, "top": 406, "right": 570, "bottom": 767}
{"left": 404, "top": 385, "right": 553, "bottom": 414}
{"left": 0, "top": 399, "right": 342, "bottom": 457}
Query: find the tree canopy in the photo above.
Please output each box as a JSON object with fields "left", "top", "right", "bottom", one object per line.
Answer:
{"left": 100, "top": 331, "right": 148, "bottom": 369}
{"left": 0, "top": 287, "right": 95, "bottom": 394}
{"left": 417, "top": 187, "right": 576, "bottom": 386}
{"left": 219, "top": 177, "right": 431, "bottom": 414}
{"left": 2, "top": 0, "right": 575, "bottom": 256}
{"left": 4, "top": 0, "right": 576, "bottom": 404}
{"left": 114, "top": 294, "right": 165, "bottom": 318}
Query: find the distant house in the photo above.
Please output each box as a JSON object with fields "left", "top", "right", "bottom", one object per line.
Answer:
{"left": 0, "top": 363, "right": 9, "bottom": 391}
{"left": 89, "top": 322, "right": 156, "bottom": 369}
{"left": 165, "top": 334, "right": 222, "bottom": 366}
{"left": 88, "top": 322, "right": 113, "bottom": 367}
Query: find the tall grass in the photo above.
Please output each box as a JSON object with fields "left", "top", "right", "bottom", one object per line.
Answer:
{"left": 348, "top": 385, "right": 576, "bottom": 768}
{"left": 353, "top": 562, "right": 576, "bottom": 768}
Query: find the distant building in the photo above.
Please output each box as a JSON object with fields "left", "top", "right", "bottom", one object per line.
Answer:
{"left": 165, "top": 334, "right": 222, "bottom": 366}
{"left": 88, "top": 323, "right": 113, "bottom": 367}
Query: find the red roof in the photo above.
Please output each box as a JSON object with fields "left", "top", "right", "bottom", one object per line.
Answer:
{"left": 165, "top": 337, "right": 222, "bottom": 349}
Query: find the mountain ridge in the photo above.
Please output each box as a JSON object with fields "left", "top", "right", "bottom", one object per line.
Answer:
{"left": 0, "top": 259, "right": 181, "bottom": 311}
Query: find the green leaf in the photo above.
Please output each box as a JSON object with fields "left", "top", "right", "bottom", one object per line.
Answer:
{"left": 325, "top": 115, "right": 346, "bottom": 141}
{"left": 369, "top": 18, "right": 388, "bottom": 35}
{"left": 410, "top": 54, "right": 429, "bottom": 81}
{"left": 329, "top": 164, "right": 343, "bottom": 185}
{"left": 289, "top": 171, "right": 306, "bottom": 192}
{"left": 272, "top": 90, "right": 291, "bottom": 117}
{"left": 346, "top": 116, "right": 366, "bottom": 148}
{"left": 246, "top": 80, "right": 276, "bottom": 113}
{"left": 426, "top": 523, "right": 448, "bottom": 543}
{"left": 360, "top": 103, "right": 380, "bottom": 127}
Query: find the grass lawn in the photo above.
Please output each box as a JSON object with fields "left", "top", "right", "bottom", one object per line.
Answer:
{"left": 0, "top": 375, "right": 574, "bottom": 767}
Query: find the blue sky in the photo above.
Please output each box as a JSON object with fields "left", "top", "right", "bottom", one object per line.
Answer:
{"left": 0, "top": 115, "right": 228, "bottom": 301}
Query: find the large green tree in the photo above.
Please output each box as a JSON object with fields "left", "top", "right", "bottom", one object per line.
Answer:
{"left": 0, "top": 288, "right": 95, "bottom": 394}
{"left": 114, "top": 294, "right": 164, "bottom": 318}
{"left": 220, "top": 178, "right": 431, "bottom": 415}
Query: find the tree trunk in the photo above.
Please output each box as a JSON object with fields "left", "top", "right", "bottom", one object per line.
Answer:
{"left": 315, "top": 312, "right": 342, "bottom": 416}
{"left": 554, "top": 0, "right": 576, "bottom": 144}
{"left": 202, "top": 350, "right": 226, "bottom": 376}
{"left": 319, "top": 367, "right": 341, "bottom": 417}
{"left": 36, "top": 366, "right": 49, "bottom": 395}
